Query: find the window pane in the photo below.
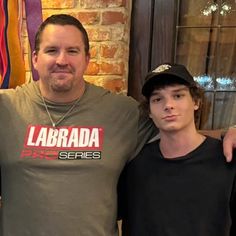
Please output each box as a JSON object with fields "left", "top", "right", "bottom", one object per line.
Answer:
{"left": 175, "top": 27, "right": 218, "bottom": 90}
{"left": 179, "top": 0, "right": 220, "bottom": 26}
{"left": 219, "top": 0, "right": 236, "bottom": 26}
{"left": 200, "top": 92, "right": 236, "bottom": 129}
{"left": 216, "top": 28, "right": 236, "bottom": 90}
{"left": 177, "top": 0, "right": 236, "bottom": 129}
{"left": 199, "top": 92, "right": 214, "bottom": 129}
{"left": 213, "top": 92, "right": 236, "bottom": 128}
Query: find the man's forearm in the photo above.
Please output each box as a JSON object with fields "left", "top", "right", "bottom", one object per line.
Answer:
{"left": 199, "top": 129, "right": 223, "bottom": 139}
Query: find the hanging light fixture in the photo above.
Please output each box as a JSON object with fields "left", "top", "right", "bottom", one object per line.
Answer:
{"left": 201, "top": 1, "right": 232, "bottom": 16}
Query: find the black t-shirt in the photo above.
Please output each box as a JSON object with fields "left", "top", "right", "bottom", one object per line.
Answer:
{"left": 118, "top": 137, "right": 236, "bottom": 236}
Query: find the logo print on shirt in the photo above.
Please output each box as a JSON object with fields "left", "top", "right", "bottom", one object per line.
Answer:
{"left": 21, "top": 125, "right": 104, "bottom": 160}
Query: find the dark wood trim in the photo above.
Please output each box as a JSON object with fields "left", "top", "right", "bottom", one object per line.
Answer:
{"left": 127, "top": 0, "right": 155, "bottom": 101}
{"left": 151, "top": 0, "right": 176, "bottom": 67}
{"left": 128, "top": 0, "right": 177, "bottom": 101}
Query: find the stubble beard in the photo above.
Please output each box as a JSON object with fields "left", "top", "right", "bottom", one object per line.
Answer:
{"left": 51, "top": 82, "right": 73, "bottom": 93}
{"left": 49, "top": 76, "right": 74, "bottom": 93}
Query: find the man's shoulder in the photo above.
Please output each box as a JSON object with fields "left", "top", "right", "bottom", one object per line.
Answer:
{"left": 204, "top": 135, "right": 223, "bottom": 147}
{"left": 0, "top": 87, "right": 17, "bottom": 101}
{"left": 86, "top": 82, "right": 139, "bottom": 107}
{"left": 0, "top": 82, "right": 35, "bottom": 95}
{"left": 130, "top": 140, "right": 159, "bottom": 162}
{"left": 203, "top": 136, "right": 236, "bottom": 168}
{"left": 0, "top": 82, "right": 38, "bottom": 108}
{"left": 199, "top": 136, "right": 224, "bottom": 157}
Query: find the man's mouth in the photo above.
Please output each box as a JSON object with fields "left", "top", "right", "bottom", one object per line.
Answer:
{"left": 162, "top": 115, "right": 178, "bottom": 121}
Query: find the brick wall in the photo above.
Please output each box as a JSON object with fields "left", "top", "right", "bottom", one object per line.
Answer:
{"left": 23, "top": 0, "right": 132, "bottom": 94}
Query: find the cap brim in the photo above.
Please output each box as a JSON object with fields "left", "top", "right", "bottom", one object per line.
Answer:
{"left": 142, "top": 72, "right": 192, "bottom": 97}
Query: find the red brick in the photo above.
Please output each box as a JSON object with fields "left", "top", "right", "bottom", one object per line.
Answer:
{"left": 122, "top": 0, "right": 127, "bottom": 7}
{"left": 110, "top": 26, "right": 125, "bottom": 41}
{"left": 42, "top": 0, "right": 75, "bottom": 9}
{"left": 100, "top": 62, "right": 124, "bottom": 75}
{"left": 89, "top": 44, "right": 99, "bottom": 59}
{"left": 102, "top": 11, "right": 125, "bottom": 25}
{"left": 84, "top": 76, "right": 126, "bottom": 93}
{"left": 42, "top": 12, "right": 99, "bottom": 25}
{"left": 102, "top": 78, "right": 125, "bottom": 93}
{"left": 81, "top": 0, "right": 124, "bottom": 8}
{"left": 73, "top": 12, "right": 100, "bottom": 25}
{"left": 87, "top": 28, "right": 111, "bottom": 41}
{"left": 85, "top": 62, "right": 100, "bottom": 75}
{"left": 101, "top": 44, "right": 118, "bottom": 58}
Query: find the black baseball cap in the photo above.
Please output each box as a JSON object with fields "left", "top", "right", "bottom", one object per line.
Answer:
{"left": 142, "top": 63, "right": 196, "bottom": 97}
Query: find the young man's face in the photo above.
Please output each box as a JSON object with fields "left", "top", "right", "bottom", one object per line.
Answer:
{"left": 32, "top": 24, "right": 90, "bottom": 94}
{"left": 149, "top": 84, "right": 199, "bottom": 133}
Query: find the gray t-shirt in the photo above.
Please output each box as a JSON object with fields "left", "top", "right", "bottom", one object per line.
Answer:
{"left": 0, "top": 81, "right": 156, "bottom": 236}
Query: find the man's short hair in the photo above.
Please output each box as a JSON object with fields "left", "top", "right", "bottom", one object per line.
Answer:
{"left": 34, "top": 14, "right": 90, "bottom": 55}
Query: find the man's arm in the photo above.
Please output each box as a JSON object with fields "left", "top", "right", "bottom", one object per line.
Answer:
{"left": 223, "top": 126, "right": 236, "bottom": 162}
{"left": 199, "top": 129, "right": 222, "bottom": 139}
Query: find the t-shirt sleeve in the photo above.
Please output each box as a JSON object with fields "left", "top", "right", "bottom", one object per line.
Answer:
{"left": 130, "top": 107, "right": 158, "bottom": 160}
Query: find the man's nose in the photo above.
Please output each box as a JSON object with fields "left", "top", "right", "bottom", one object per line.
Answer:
{"left": 164, "top": 98, "right": 174, "bottom": 111}
{"left": 56, "top": 52, "right": 68, "bottom": 65}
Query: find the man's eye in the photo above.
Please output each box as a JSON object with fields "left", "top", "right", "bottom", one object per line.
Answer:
{"left": 68, "top": 49, "right": 79, "bottom": 54}
{"left": 151, "top": 97, "right": 161, "bottom": 103}
{"left": 174, "top": 94, "right": 184, "bottom": 99}
{"left": 45, "top": 49, "right": 57, "bottom": 54}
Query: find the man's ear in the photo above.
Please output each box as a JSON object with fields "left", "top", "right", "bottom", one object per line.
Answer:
{"left": 194, "top": 99, "right": 200, "bottom": 110}
{"left": 194, "top": 104, "right": 199, "bottom": 110}
{"left": 32, "top": 51, "right": 38, "bottom": 69}
{"left": 86, "top": 52, "right": 90, "bottom": 64}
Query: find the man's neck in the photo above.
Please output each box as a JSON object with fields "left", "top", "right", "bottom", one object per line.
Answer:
{"left": 159, "top": 128, "right": 205, "bottom": 159}
{"left": 38, "top": 81, "right": 86, "bottom": 104}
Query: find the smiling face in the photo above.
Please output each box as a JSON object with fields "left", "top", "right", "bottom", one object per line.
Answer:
{"left": 149, "top": 84, "right": 199, "bottom": 133}
{"left": 32, "top": 24, "right": 90, "bottom": 101}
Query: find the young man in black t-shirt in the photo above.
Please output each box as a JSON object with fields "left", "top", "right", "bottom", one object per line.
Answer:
{"left": 118, "top": 63, "right": 236, "bottom": 236}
